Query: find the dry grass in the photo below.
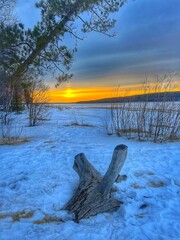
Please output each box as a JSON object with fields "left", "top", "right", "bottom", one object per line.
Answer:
{"left": 131, "top": 183, "right": 145, "bottom": 189}
{"left": 134, "top": 171, "right": 154, "bottom": 178}
{"left": 0, "top": 137, "right": 30, "bottom": 145}
{"left": 64, "top": 122, "right": 94, "bottom": 127}
{"left": 33, "top": 215, "right": 63, "bottom": 224}
{"left": 148, "top": 181, "right": 166, "bottom": 188}
{"left": 0, "top": 210, "right": 64, "bottom": 225}
{"left": 0, "top": 210, "right": 34, "bottom": 222}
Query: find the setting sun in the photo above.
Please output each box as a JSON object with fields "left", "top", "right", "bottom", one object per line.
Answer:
{"left": 64, "top": 88, "right": 74, "bottom": 98}
{"left": 48, "top": 83, "right": 180, "bottom": 103}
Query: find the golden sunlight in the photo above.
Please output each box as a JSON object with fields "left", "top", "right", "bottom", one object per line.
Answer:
{"left": 64, "top": 88, "right": 74, "bottom": 98}
{"left": 48, "top": 83, "right": 180, "bottom": 103}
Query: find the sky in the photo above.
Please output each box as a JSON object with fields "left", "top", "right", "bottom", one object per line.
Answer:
{"left": 16, "top": 0, "right": 180, "bottom": 102}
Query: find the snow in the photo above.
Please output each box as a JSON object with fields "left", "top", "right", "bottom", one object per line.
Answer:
{"left": 0, "top": 105, "right": 180, "bottom": 240}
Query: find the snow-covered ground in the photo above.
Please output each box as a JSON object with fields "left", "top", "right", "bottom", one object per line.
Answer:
{"left": 0, "top": 105, "right": 180, "bottom": 240}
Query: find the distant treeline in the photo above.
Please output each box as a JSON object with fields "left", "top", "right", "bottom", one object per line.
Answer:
{"left": 76, "top": 92, "right": 180, "bottom": 104}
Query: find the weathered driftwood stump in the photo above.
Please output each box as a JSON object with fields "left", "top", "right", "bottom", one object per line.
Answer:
{"left": 64, "top": 144, "right": 128, "bottom": 222}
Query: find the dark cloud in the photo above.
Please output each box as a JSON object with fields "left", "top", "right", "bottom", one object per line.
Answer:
{"left": 16, "top": 0, "right": 180, "bottom": 86}
{"left": 71, "top": 0, "right": 180, "bottom": 82}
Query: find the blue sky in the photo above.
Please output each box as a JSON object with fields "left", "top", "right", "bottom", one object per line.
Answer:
{"left": 16, "top": 0, "right": 180, "bottom": 89}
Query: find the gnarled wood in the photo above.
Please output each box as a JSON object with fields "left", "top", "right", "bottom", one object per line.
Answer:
{"left": 64, "top": 144, "right": 128, "bottom": 221}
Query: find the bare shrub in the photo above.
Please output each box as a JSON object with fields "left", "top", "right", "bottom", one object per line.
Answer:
{"left": 108, "top": 74, "right": 180, "bottom": 143}
{"left": 70, "top": 111, "right": 94, "bottom": 127}
{"left": 102, "top": 108, "right": 114, "bottom": 135}
{"left": 25, "top": 80, "right": 49, "bottom": 126}
{"left": 0, "top": 115, "right": 26, "bottom": 145}
{"left": 110, "top": 87, "right": 137, "bottom": 139}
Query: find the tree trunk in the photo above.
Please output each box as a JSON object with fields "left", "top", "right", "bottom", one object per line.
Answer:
{"left": 64, "top": 144, "right": 128, "bottom": 222}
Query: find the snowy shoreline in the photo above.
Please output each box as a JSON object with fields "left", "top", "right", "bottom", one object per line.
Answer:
{"left": 0, "top": 106, "right": 180, "bottom": 240}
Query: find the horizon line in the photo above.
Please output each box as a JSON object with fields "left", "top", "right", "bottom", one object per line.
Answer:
{"left": 47, "top": 90, "right": 180, "bottom": 104}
